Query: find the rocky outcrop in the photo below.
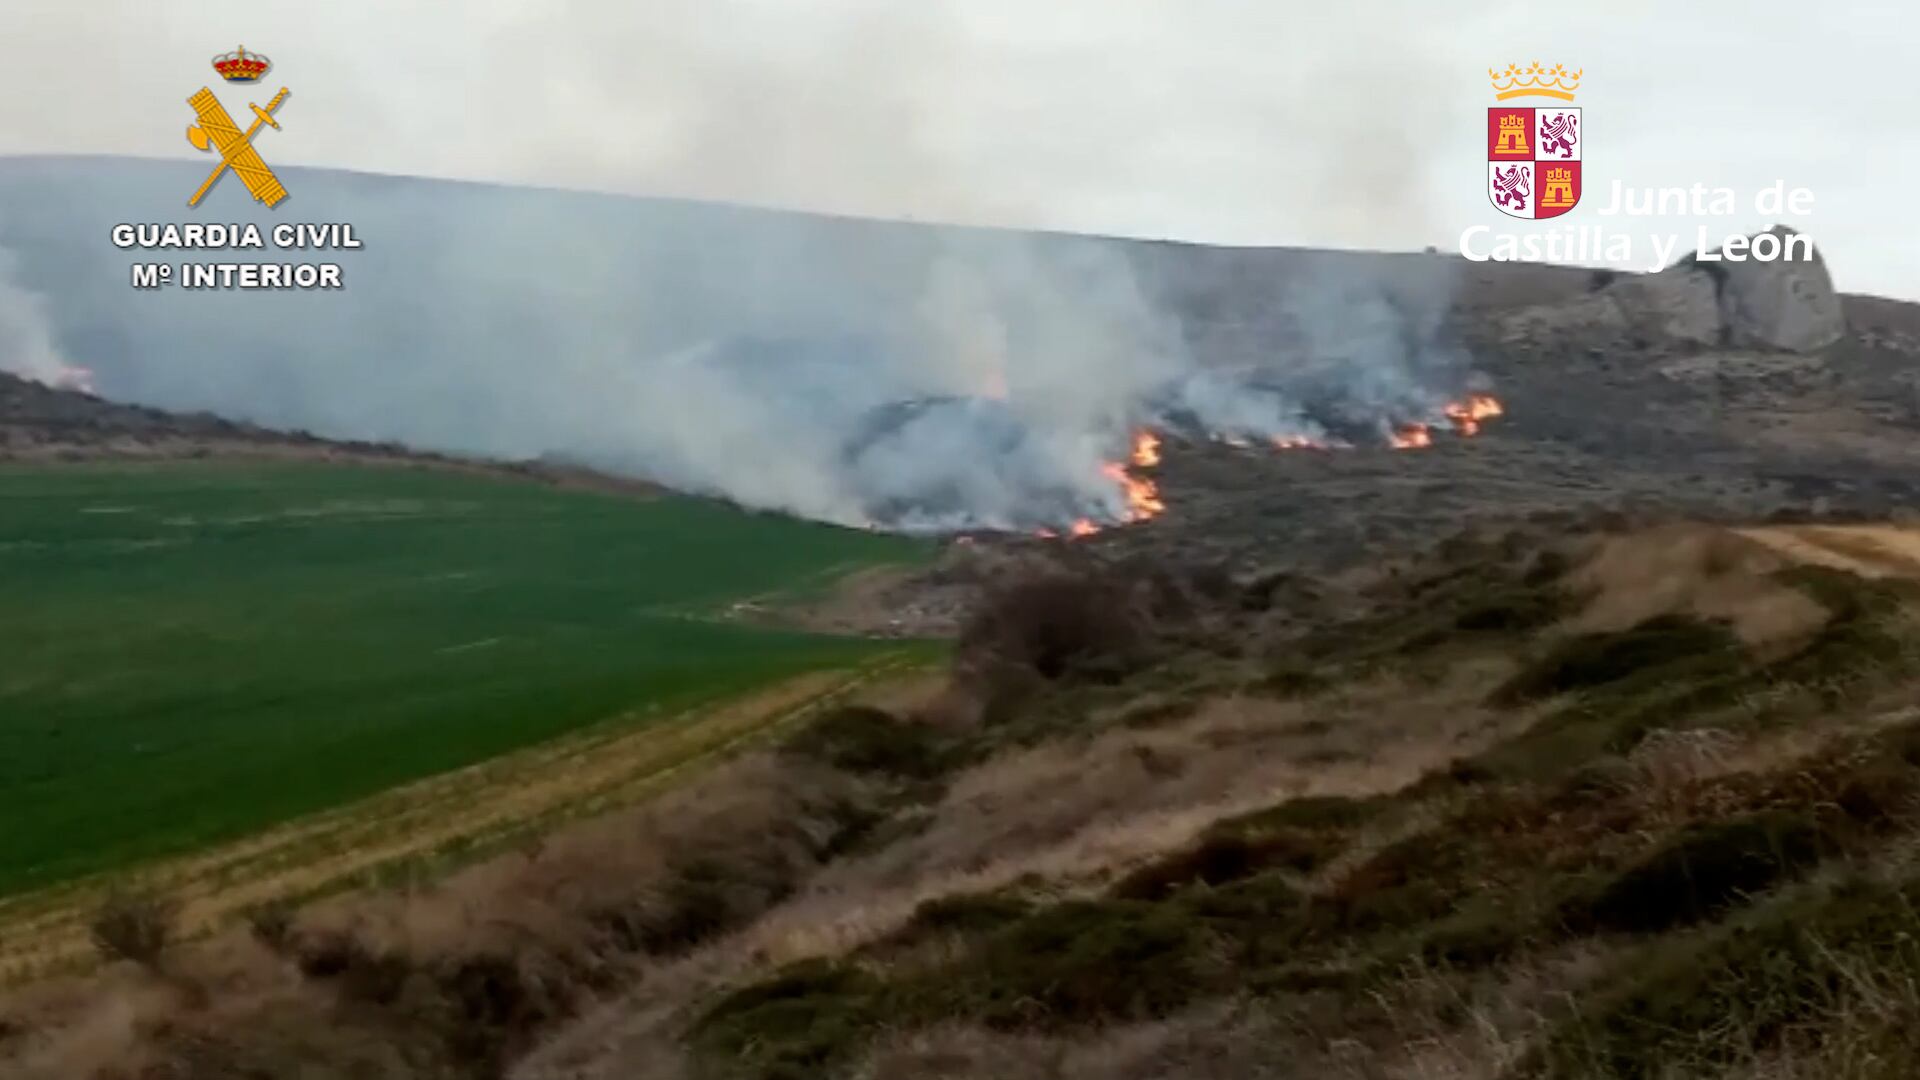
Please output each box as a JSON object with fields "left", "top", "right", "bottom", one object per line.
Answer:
{"left": 1710, "top": 227, "right": 1844, "bottom": 352}
{"left": 1501, "top": 226, "right": 1845, "bottom": 354}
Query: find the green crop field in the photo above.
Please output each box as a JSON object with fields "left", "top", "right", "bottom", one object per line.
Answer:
{"left": 0, "top": 460, "right": 930, "bottom": 897}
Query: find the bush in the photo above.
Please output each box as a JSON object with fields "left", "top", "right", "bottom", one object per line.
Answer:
{"left": 1534, "top": 874, "right": 1920, "bottom": 1078}
{"left": 781, "top": 704, "right": 946, "bottom": 779}
{"left": 611, "top": 852, "right": 802, "bottom": 956}
{"left": 1451, "top": 587, "right": 1565, "bottom": 632}
{"left": 244, "top": 900, "right": 296, "bottom": 954}
{"left": 693, "top": 960, "right": 884, "bottom": 1080}
{"left": 1565, "top": 810, "right": 1829, "bottom": 934}
{"left": 1494, "top": 614, "right": 1747, "bottom": 705}
{"left": 89, "top": 888, "right": 177, "bottom": 969}
{"left": 1250, "top": 661, "right": 1330, "bottom": 698}
{"left": 959, "top": 573, "right": 1145, "bottom": 682}
{"left": 961, "top": 900, "right": 1222, "bottom": 1025}
{"left": 1115, "top": 794, "right": 1381, "bottom": 902}
{"left": 1116, "top": 830, "right": 1337, "bottom": 902}
{"left": 896, "top": 892, "right": 1034, "bottom": 940}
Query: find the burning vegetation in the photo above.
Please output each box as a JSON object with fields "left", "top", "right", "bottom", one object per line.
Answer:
{"left": 1041, "top": 392, "right": 1505, "bottom": 540}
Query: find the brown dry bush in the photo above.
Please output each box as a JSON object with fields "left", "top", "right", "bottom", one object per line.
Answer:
{"left": 243, "top": 900, "right": 296, "bottom": 955}
{"left": 958, "top": 572, "right": 1148, "bottom": 684}
{"left": 88, "top": 888, "right": 177, "bottom": 970}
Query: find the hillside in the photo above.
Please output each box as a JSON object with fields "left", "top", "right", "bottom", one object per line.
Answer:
{"left": 5, "top": 515, "right": 1920, "bottom": 1079}
{"left": 4, "top": 162, "right": 1920, "bottom": 1079}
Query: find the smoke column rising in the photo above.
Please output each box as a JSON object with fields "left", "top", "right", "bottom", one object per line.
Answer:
{"left": 0, "top": 159, "right": 1479, "bottom": 531}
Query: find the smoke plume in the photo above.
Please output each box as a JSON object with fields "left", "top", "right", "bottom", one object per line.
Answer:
{"left": 0, "top": 241, "right": 89, "bottom": 391}
{"left": 0, "top": 159, "right": 1481, "bottom": 531}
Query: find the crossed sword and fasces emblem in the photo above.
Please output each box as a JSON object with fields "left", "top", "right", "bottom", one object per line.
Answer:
{"left": 185, "top": 86, "right": 290, "bottom": 207}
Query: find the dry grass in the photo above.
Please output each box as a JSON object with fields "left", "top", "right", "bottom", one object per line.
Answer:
{"left": 1739, "top": 524, "right": 1920, "bottom": 582}
{"left": 741, "top": 664, "right": 1527, "bottom": 967}
{"left": 514, "top": 661, "right": 1537, "bottom": 1080}
{"left": 851, "top": 1002, "right": 1291, "bottom": 1080}
{"left": 1567, "top": 524, "right": 1830, "bottom": 649}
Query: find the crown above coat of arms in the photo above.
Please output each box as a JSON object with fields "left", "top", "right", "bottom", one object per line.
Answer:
{"left": 212, "top": 45, "right": 272, "bottom": 82}
{"left": 1489, "top": 61, "right": 1581, "bottom": 101}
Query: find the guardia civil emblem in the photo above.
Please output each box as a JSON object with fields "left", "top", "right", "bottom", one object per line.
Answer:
{"left": 1486, "top": 62, "right": 1581, "bottom": 219}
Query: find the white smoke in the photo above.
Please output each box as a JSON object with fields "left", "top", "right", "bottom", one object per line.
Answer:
{"left": 0, "top": 160, "right": 1481, "bottom": 532}
{"left": 0, "top": 243, "right": 87, "bottom": 391}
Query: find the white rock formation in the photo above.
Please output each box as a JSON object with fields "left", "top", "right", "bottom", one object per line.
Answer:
{"left": 1501, "top": 225, "right": 1844, "bottom": 354}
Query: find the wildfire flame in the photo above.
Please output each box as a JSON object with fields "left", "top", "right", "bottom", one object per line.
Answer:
{"left": 1037, "top": 429, "right": 1166, "bottom": 541}
{"left": 1443, "top": 394, "right": 1504, "bottom": 436}
{"left": 1131, "top": 430, "right": 1161, "bottom": 468}
{"left": 1389, "top": 423, "right": 1433, "bottom": 450}
{"left": 1035, "top": 394, "right": 1504, "bottom": 538}
{"left": 1100, "top": 460, "right": 1165, "bottom": 520}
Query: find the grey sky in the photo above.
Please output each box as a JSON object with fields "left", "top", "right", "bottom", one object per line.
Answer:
{"left": 2, "top": 1, "right": 1914, "bottom": 298}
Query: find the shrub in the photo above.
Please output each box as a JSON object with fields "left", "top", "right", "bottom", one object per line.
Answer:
{"left": 692, "top": 960, "right": 884, "bottom": 1080}
{"left": 1534, "top": 874, "right": 1920, "bottom": 1078}
{"left": 896, "top": 892, "right": 1034, "bottom": 940}
{"left": 1250, "top": 661, "right": 1330, "bottom": 698}
{"left": 958, "top": 573, "right": 1145, "bottom": 682}
{"left": 1117, "top": 830, "right": 1338, "bottom": 902}
{"left": 1451, "top": 585, "right": 1567, "bottom": 633}
{"left": 89, "top": 888, "right": 177, "bottom": 969}
{"left": 633, "top": 853, "right": 799, "bottom": 956}
{"left": 1115, "top": 794, "right": 1380, "bottom": 902}
{"left": 961, "top": 899, "right": 1223, "bottom": 1026}
{"left": 1565, "top": 810, "right": 1829, "bottom": 934}
{"left": 244, "top": 900, "right": 296, "bottom": 954}
{"left": 1493, "top": 614, "right": 1747, "bottom": 705}
{"left": 781, "top": 704, "right": 946, "bottom": 779}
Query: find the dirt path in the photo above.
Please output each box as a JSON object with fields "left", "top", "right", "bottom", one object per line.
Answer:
{"left": 0, "top": 658, "right": 920, "bottom": 983}
{"left": 1737, "top": 523, "right": 1920, "bottom": 580}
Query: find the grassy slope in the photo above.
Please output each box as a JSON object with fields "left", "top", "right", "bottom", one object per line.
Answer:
{"left": 681, "top": 528, "right": 1920, "bottom": 1080}
{"left": 0, "top": 460, "right": 928, "bottom": 895}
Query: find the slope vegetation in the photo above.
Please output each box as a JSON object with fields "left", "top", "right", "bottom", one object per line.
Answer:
{"left": 9, "top": 517, "right": 1920, "bottom": 1080}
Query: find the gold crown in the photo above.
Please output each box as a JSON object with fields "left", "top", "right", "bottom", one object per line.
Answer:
{"left": 1489, "top": 61, "right": 1581, "bottom": 101}
{"left": 212, "top": 45, "right": 271, "bottom": 82}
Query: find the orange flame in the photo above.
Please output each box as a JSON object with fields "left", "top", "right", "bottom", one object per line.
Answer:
{"left": 1035, "top": 517, "right": 1103, "bottom": 541}
{"left": 1443, "top": 394, "right": 1504, "bottom": 436}
{"left": 1389, "top": 423, "right": 1433, "bottom": 450}
{"left": 1036, "top": 428, "right": 1167, "bottom": 538}
{"left": 1131, "top": 430, "right": 1161, "bottom": 468}
{"left": 1100, "top": 461, "right": 1165, "bottom": 520}
{"left": 1029, "top": 397, "right": 1506, "bottom": 540}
